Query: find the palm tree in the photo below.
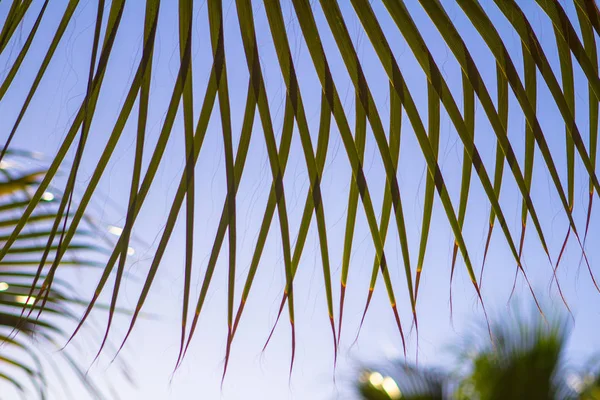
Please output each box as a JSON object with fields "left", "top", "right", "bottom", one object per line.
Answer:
{"left": 0, "top": 150, "right": 132, "bottom": 398}
{"left": 0, "top": 0, "right": 599, "bottom": 384}
{"left": 356, "top": 312, "right": 600, "bottom": 400}
{"left": 357, "top": 363, "right": 450, "bottom": 400}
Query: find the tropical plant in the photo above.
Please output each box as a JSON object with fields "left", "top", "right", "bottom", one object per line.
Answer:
{"left": 357, "top": 363, "right": 450, "bottom": 400}
{"left": 355, "top": 313, "right": 600, "bottom": 400}
{"left": 0, "top": 0, "right": 599, "bottom": 382}
{"left": 456, "top": 315, "right": 573, "bottom": 400}
{"left": 0, "top": 150, "right": 132, "bottom": 398}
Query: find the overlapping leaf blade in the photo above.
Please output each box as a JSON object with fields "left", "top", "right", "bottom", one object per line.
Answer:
{"left": 0, "top": 0, "right": 599, "bottom": 385}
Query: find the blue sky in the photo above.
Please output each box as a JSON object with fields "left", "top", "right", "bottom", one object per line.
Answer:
{"left": 2, "top": 0, "right": 600, "bottom": 398}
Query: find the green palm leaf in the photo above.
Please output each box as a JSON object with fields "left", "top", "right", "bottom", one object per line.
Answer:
{"left": 1, "top": 0, "right": 599, "bottom": 381}
{"left": 0, "top": 153, "right": 133, "bottom": 398}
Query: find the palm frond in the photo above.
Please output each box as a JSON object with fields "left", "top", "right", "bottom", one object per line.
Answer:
{"left": 357, "top": 363, "right": 449, "bottom": 400}
{"left": 457, "top": 313, "right": 570, "bottom": 400}
{"left": 354, "top": 309, "right": 596, "bottom": 400}
{"left": 0, "top": 152, "right": 132, "bottom": 398}
{"left": 0, "top": 0, "right": 599, "bottom": 378}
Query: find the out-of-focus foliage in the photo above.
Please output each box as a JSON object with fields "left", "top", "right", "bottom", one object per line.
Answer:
{"left": 456, "top": 316, "right": 571, "bottom": 400}
{"left": 358, "top": 364, "right": 448, "bottom": 400}
{"left": 357, "top": 313, "right": 600, "bottom": 400}
{"left": 0, "top": 150, "right": 131, "bottom": 398}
